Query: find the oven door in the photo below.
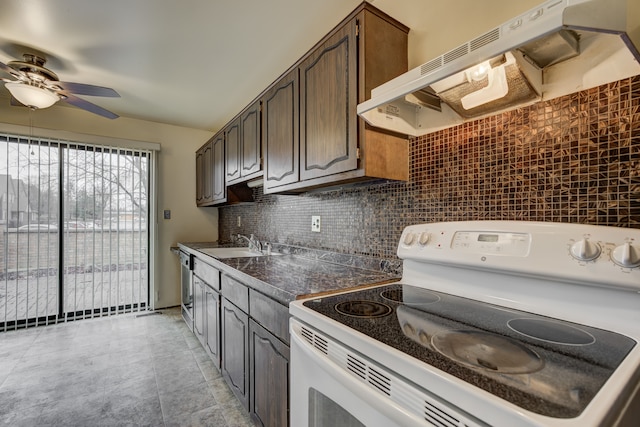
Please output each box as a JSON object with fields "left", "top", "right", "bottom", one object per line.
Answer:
{"left": 290, "top": 318, "right": 431, "bottom": 427}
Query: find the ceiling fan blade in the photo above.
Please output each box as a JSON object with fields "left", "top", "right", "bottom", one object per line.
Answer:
{"left": 0, "top": 61, "right": 19, "bottom": 78}
{"left": 55, "top": 81, "right": 120, "bottom": 97}
{"left": 61, "top": 92, "right": 119, "bottom": 119}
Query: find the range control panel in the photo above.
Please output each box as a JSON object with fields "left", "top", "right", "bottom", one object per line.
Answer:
{"left": 397, "top": 221, "right": 640, "bottom": 291}
{"left": 451, "top": 231, "right": 531, "bottom": 257}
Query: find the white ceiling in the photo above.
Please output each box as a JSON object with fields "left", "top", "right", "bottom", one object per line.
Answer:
{"left": 0, "top": 0, "right": 541, "bottom": 132}
{"left": 0, "top": 0, "right": 382, "bottom": 131}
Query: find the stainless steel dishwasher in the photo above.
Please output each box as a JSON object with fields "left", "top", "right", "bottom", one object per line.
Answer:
{"left": 179, "top": 250, "right": 194, "bottom": 330}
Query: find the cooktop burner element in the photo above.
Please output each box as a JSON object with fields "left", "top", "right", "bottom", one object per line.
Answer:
{"left": 379, "top": 288, "right": 403, "bottom": 302}
{"left": 431, "top": 330, "right": 544, "bottom": 374}
{"left": 334, "top": 300, "right": 392, "bottom": 318}
{"left": 508, "top": 318, "right": 596, "bottom": 346}
{"left": 380, "top": 287, "right": 440, "bottom": 305}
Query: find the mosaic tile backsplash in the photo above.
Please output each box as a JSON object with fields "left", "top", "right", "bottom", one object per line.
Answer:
{"left": 220, "top": 75, "right": 640, "bottom": 260}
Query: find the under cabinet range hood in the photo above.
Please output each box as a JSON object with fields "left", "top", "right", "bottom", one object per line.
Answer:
{"left": 357, "top": 0, "right": 640, "bottom": 136}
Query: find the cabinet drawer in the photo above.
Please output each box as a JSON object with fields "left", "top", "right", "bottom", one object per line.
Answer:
{"left": 193, "top": 257, "right": 220, "bottom": 290}
{"left": 250, "top": 289, "right": 290, "bottom": 345}
{"left": 221, "top": 275, "right": 249, "bottom": 313}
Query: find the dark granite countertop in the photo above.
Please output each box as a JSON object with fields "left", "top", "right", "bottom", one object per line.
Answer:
{"left": 177, "top": 242, "right": 400, "bottom": 306}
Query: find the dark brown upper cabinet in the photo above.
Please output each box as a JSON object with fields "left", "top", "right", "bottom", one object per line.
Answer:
{"left": 197, "top": 126, "right": 253, "bottom": 206}
{"left": 263, "top": 69, "right": 299, "bottom": 192}
{"left": 225, "top": 118, "right": 241, "bottom": 184}
{"left": 240, "top": 101, "right": 262, "bottom": 179}
{"left": 299, "top": 18, "right": 358, "bottom": 182}
{"left": 196, "top": 2, "right": 408, "bottom": 203}
{"left": 195, "top": 133, "right": 224, "bottom": 206}
{"left": 227, "top": 100, "right": 262, "bottom": 186}
{"left": 211, "top": 133, "right": 226, "bottom": 204}
{"left": 196, "top": 139, "right": 214, "bottom": 206}
{"left": 263, "top": 4, "right": 409, "bottom": 194}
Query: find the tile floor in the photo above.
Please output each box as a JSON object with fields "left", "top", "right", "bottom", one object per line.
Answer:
{"left": 0, "top": 308, "right": 254, "bottom": 427}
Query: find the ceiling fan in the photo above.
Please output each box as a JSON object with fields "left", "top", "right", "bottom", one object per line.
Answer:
{"left": 0, "top": 53, "right": 120, "bottom": 119}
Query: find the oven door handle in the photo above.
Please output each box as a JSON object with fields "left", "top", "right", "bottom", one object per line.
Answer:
{"left": 291, "top": 323, "right": 433, "bottom": 427}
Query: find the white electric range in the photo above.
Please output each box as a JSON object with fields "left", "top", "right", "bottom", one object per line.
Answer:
{"left": 290, "top": 221, "right": 640, "bottom": 427}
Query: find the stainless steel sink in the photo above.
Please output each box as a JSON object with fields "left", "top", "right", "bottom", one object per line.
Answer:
{"left": 198, "top": 247, "right": 281, "bottom": 259}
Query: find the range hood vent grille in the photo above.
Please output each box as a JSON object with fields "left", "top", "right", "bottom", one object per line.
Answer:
{"left": 443, "top": 45, "right": 469, "bottom": 64}
{"left": 420, "top": 59, "right": 442, "bottom": 76}
{"left": 470, "top": 28, "right": 501, "bottom": 52}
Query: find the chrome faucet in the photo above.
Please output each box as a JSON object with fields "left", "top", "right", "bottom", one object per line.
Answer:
{"left": 237, "top": 234, "right": 262, "bottom": 254}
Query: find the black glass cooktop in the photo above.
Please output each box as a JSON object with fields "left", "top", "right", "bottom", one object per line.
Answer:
{"left": 303, "top": 283, "right": 636, "bottom": 418}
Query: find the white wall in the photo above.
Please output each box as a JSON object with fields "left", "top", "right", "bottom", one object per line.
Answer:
{"left": 373, "top": 0, "right": 543, "bottom": 68}
{"left": 0, "top": 103, "right": 217, "bottom": 309}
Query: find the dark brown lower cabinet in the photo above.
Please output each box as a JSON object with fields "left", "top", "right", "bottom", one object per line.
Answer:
{"left": 205, "top": 288, "right": 220, "bottom": 369}
{"left": 221, "top": 298, "right": 250, "bottom": 410}
{"left": 249, "top": 320, "right": 290, "bottom": 427}
{"left": 193, "top": 277, "right": 206, "bottom": 345}
{"left": 193, "top": 267, "right": 291, "bottom": 425}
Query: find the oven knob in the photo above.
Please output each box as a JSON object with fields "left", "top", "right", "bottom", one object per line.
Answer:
{"left": 418, "top": 232, "right": 431, "bottom": 246}
{"left": 570, "top": 238, "right": 601, "bottom": 262}
{"left": 403, "top": 232, "right": 416, "bottom": 246}
{"left": 611, "top": 242, "right": 640, "bottom": 268}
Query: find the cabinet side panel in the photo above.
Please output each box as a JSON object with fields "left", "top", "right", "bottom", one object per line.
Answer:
{"left": 360, "top": 9, "right": 409, "bottom": 102}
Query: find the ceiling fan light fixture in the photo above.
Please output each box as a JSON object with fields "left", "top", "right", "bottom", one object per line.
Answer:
{"left": 4, "top": 81, "right": 60, "bottom": 109}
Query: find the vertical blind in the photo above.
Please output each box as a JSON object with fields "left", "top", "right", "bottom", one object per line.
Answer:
{"left": 0, "top": 133, "right": 153, "bottom": 331}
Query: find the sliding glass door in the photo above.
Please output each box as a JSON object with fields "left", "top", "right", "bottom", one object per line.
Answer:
{"left": 0, "top": 134, "right": 151, "bottom": 330}
{"left": 0, "top": 136, "right": 59, "bottom": 327}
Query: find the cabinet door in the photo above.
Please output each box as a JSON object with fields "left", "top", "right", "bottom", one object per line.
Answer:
{"left": 205, "top": 287, "right": 221, "bottom": 369}
{"left": 226, "top": 118, "right": 241, "bottom": 184}
{"left": 299, "top": 19, "right": 358, "bottom": 181}
{"left": 221, "top": 298, "right": 250, "bottom": 410}
{"left": 195, "top": 147, "right": 204, "bottom": 204}
{"left": 193, "top": 277, "right": 206, "bottom": 344}
{"left": 249, "top": 320, "right": 290, "bottom": 427}
{"left": 212, "top": 133, "right": 226, "bottom": 203}
{"left": 196, "top": 140, "right": 214, "bottom": 205}
{"left": 204, "top": 143, "right": 213, "bottom": 203}
{"left": 263, "top": 69, "right": 299, "bottom": 192}
{"left": 241, "top": 101, "right": 261, "bottom": 177}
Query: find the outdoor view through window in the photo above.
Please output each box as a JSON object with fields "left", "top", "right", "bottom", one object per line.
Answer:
{"left": 0, "top": 134, "right": 150, "bottom": 330}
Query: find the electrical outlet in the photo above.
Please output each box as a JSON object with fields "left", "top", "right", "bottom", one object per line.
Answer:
{"left": 237, "top": 216, "right": 241, "bottom": 227}
{"left": 311, "top": 215, "right": 321, "bottom": 232}
{"left": 163, "top": 210, "right": 171, "bottom": 219}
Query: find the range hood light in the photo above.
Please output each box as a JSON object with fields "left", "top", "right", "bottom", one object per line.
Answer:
{"left": 467, "top": 62, "right": 491, "bottom": 81}
{"left": 461, "top": 65, "right": 509, "bottom": 110}
{"left": 460, "top": 54, "right": 517, "bottom": 110}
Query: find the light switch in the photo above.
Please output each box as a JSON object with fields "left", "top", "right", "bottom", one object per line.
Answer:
{"left": 164, "top": 210, "right": 171, "bottom": 219}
